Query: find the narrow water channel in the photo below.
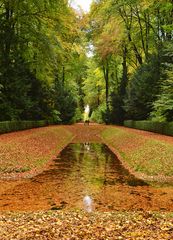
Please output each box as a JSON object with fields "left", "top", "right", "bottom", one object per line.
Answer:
{"left": 1, "top": 143, "right": 173, "bottom": 212}
{"left": 55, "top": 143, "right": 147, "bottom": 189}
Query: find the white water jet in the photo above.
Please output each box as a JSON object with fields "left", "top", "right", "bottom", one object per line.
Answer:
{"left": 84, "top": 104, "right": 90, "bottom": 125}
{"left": 83, "top": 195, "right": 93, "bottom": 213}
{"left": 84, "top": 104, "right": 90, "bottom": 115}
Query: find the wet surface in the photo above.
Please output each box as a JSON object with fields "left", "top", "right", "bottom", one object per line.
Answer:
{"left": 1, "top": 143, "right": 173, "bottom": 212}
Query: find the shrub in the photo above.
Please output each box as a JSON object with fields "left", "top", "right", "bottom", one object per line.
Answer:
{"left": 0, "top": 120, "right": 47, "bottom": 134}
{"left": 90, "top": 104, "right": 107, "bottom": 123}
{"left": 124, "top": 120, "right": 173, "bottom": 136}
{"left": 71, "top": 108, "right": 83, "bottom": 123}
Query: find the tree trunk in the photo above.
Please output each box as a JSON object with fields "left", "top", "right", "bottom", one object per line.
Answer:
{"left": 127, "top": 32, "right": 143, "bottom": 65}
{"left": 62, "top": 66, "right": 65, "bottom": 86}
{"left": 120, "top": 44, "right": 128, "bottom": 97}
{"left": 4, "top": 2, "right": 13, "bottom": 66}
{"left": 97, "top": 86, "right": 100, "bottom": 106}
{"left": 144, "top": 11, "right": 150, "bottom": 60}
{"left": 103, "top": 60, "right": 109, "bottom": 112}
{"left": 136, "top": 6, "right": 146, "bottom": 57}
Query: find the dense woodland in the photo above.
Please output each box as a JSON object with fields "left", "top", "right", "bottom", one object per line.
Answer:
{"left": 0, "top": 0, "right": 172, "bottom": 124}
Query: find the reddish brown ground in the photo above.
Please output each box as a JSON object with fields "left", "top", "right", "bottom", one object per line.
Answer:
{"left": 0, "top": 124, "right": 173, "bottom": 212}
{"left": 0, "top": 126, "right": 73, "bottom": 180}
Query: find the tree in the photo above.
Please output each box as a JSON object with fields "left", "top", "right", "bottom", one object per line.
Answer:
{"left": 0, "top": 0, "right": 87, "bottom": 122}
{"left": 124, "top": 55, "right": 161, "bottom": 120}
{"left": 83, "top": 58, "right": 105, "bottom": 108}
{"left": 150, "top": 42, "right": 173, "bottom": 122}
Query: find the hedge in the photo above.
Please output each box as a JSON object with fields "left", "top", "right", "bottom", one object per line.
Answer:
{"left": 0, "top": 120, "right": 47, "bottom": 134}
{"left": 124, "top": 120, "right": 173, "bottom": 136}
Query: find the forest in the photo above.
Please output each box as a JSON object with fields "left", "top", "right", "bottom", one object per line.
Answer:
{"left": 0, "top": 0, "right": 172, "bottom": 124}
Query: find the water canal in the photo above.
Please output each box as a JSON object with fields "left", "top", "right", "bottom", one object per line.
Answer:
{"left": 1, "top": 143, "right": 173, "bottom": 212}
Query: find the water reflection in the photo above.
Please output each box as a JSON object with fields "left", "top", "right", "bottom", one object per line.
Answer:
{"left": 45, "top": 143, "right": 147, "bottom": 210}
{"left": 83, "top": 195, "right": 93, "bottom": 213}
{"left": 52, "top": 143, "right": 148, "bottom": 211}
{"left": 2, "top": 143, "right": 173, "bottom": 212}
{"left": 59, "top": 143, "right": 147, "bottom": 188}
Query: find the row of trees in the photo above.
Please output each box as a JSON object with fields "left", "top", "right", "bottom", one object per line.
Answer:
{"left": 0, "top": 0, "right": 87, "bottom": 123}
{"left": 84, "top": 0, "right": 173, "bottom": 123}
{"left": 0, "top": 0, "right": 172, "bottom": 124}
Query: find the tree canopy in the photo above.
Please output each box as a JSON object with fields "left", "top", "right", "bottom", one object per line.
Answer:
{"left": 0, "top": 0, "right": 172, "bottom": 123}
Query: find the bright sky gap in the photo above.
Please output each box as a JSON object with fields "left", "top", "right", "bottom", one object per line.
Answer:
{"left": 70, "top": 0, "right": 92, "bottom": 13}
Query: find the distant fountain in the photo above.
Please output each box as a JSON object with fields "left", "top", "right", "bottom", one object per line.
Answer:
{"left": 84, "top": 104, "right": 90, "bottom": 125}
{"left": 84, "top": 105, "right": 90, "bottom": 115}
{"left": 83, "top": 195, "right": 93, "bottom": 213}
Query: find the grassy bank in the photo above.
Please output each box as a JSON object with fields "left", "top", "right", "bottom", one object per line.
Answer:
{"left": 0, "top": 126, "right": 73, "bottom": 178}
{"left": 102, "top": 127, "right": 173, "bottom": 177}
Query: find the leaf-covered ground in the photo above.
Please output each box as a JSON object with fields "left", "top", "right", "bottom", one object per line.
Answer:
{"left": 1, "top": 210, "right": 173, "bottom": 239}
{"left": 102, "top": 126, "right": 173, "bottom": 180}
{"left": 1, "top": 123, "right": 173, "bottom": 180}
{"left": 1, "top": 124, "right": 173, "bottom": 239}
{"left": 0, "top": 126, "right": 73, "bottom": 179}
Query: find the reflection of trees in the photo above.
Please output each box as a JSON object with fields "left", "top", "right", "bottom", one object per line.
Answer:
{"left": 55, "top": 143, "right": 147, "bottom": 195}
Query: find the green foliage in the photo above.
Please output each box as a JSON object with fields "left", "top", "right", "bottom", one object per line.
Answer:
{"left": 0, "top": 0, "right": 172, "bottom": 126}
{"left": 124, "top": 55, "right": 160, "bottom": 120}
{"left": 109, "top": 93, "right": 124, "bottom": 124}
{"left": 82, "top": 59, "right": 105, "bottom": 108}
{"left": 150, "top": 43, "right": 173, "bottom": 122}
{"left": 90, "top": 104, "right": 107, "bottom": 123}
{"left": 47, "top": 110, "right": 61, "bottom": 124}
{"left": 87, "top": 0, "right": 173, "bottom": 126}
{"left": 151, "top": 78, "right": 173, "bottom": 122}
{"left": 71, "top": 108, "right": 83, "bottom": 123}
{"left": 53, "top": 79, "right": 77, "bottom": 123}
{"left": 0, "top": 0, "right": 87, "bottom": 124}
{"left": 124, "top": 120, "right": 173, "bottom": 136}
{"left": 0, "top": 57, "right": 54, "bottom": 121}
{"left": 0, "top": 58, "right": 33, "bottom": 120}
{"left": 0, "top": 120, "right": 47, "bottom": 134}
